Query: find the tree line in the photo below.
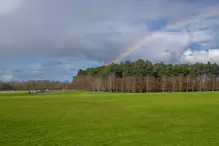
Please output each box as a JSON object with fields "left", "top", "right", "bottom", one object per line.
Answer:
{"left": 0, "top": 80, "right": 71, "bottom": 91}
{"left": 72, "top": 60, "right": 219, "bottom": 92}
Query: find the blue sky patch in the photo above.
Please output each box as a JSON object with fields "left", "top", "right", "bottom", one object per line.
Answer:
{"left": 21, "top": 56, "right": 43, "bottom": 64}
{"left": 146, "top": 18, "right": 168, "bottom": 31}
{"left": 188, "top": 43, "right": 202, "bottom": 50}
{"left": 201, "top": 15, "right": 219, "bottom": 21}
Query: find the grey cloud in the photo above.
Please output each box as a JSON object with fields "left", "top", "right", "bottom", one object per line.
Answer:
{"left": 12, "top": 69, "right": 22, "bottom": 73}
{"left": 2, "top": 57, "right": 103, "bottom": 81}
{"left": 1, "top": 0, "right": 217, "bottom": 61}
{"left": 42, "top": 61, "right": 63, "bottom": 67}
{"left": 0, "top": 0, "right": 219, "bottom": 81}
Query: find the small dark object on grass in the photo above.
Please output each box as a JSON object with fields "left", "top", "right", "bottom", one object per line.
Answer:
{"left": 28, "top": 90, "right": 45, "bottom": 94}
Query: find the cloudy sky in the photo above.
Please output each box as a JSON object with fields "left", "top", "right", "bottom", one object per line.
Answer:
{"left": 1, "top": 0, "right": 219, "bottom": 81}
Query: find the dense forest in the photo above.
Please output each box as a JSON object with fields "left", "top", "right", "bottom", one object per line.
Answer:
{"left": 76, "top": 60, "right": 219, "bottom": 77}
{"left": 72, "top": 60, "right": 219, "bottom": 92}
{"left": 2, "top": 60, "right": 219, "bottom": 92}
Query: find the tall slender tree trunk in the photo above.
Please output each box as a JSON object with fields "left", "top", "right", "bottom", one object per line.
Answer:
{"left": 147, "top": 76, "right": 149, "bottom": 93}
{"left": 199, "top": 76, "right": 202, "bottom": 92}
{"left": 171, "top": 76, "right": 174, "bottom": 92}
{"left": 212, "top": 75, "right": 215, "bottom": 91}
{"left": 163, "top": 76, "right": 166, "bottom": 92}
{"left": 186, "top": 75, "right": 189, "bottom": 92}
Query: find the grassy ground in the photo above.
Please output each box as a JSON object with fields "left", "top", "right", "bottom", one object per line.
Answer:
{"left": 1, "top": 91, "right": 219, "bottom": 146}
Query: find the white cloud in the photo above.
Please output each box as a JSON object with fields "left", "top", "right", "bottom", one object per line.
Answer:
{"left": 181, "top": 49, "right": 219, "bottom": 64}
{"left": 129, "top": 15, "right": 219, "bottom": 64}
{"left": 1, "top": 74, "right": 13, "bottom": 81}
{"left": 189, "top": 30, "right": 213, "bottom": 42}
{"left": 130, "top": 31, "right": 190, "bottom": 63}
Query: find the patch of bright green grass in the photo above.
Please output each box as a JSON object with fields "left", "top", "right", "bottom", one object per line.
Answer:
{"left": 1, "top": 91, "right": 219, "bottom": 145}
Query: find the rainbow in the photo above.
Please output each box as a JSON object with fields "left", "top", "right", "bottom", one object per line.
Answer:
{"left": 96, "top": 8, "right": 219, "bottom": 76}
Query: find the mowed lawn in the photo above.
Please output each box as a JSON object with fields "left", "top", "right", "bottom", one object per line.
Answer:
{"left": 1, "top": 91, "right": 219, "bottom": 145}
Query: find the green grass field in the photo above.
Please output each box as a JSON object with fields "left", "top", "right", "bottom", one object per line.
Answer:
{"left": 1, "top": 91, "right": 219, "bottom": 146}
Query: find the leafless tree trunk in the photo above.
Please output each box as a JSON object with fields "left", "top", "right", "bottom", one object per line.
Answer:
{"left": 162, "top": 76, "right": 166, "bottom": 92}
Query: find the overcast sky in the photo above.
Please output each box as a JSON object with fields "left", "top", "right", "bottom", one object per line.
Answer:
{"left": 1, "top": 0, "right": 219, "bottom": 81}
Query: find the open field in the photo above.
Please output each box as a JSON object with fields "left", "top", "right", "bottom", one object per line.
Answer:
{"left": 1, "top": 91, "right": 219, "bottom": 145}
